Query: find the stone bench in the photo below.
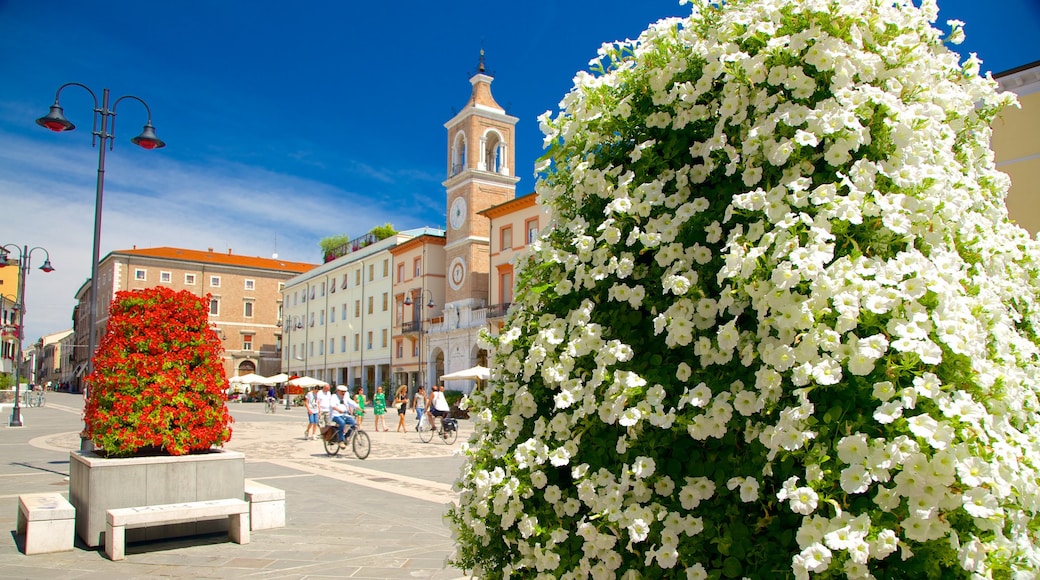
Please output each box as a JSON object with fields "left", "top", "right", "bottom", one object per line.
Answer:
{"left": 243, "top": 479, "right": 285, "bottom": 530}
{"left": 105, "top": 498, "right": 249, "bottom": 561}
{"left": 16, "top": 493, "right": 76, "bottom": 555}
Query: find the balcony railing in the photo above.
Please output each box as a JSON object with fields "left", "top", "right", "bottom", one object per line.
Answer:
{"left": 401, "top": 321, "right": 423, "bottom": 334}
{"left": 487, "top": 302, "right": 511, "bottom": 318}
{"left": 325, "top": 232, "right": 381, "bottom": 262}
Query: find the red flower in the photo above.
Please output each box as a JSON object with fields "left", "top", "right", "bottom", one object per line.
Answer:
{"left": 84, "top": 287, "right": 233, "bottom": 457}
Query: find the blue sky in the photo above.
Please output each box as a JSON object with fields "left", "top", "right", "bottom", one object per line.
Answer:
{"left": 2, "top": 0, "right": 1038, "bottom": 342}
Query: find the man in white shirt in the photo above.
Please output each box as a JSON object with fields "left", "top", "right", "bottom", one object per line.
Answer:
{"left": 316, "top": 383, "right": 334, "bottom": 427}
{"left": 331, "top": 385, "right": 361, "bottom": 448}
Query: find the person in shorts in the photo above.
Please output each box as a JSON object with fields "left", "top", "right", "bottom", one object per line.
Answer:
{"left": 304, "top": 386, "right": 320, "bottom": 440}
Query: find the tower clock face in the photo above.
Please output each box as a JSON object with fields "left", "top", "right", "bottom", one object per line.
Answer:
{"left": 450, "top": 196, "right": 467, "bottom": 230}
{"left": 449, "top": 257, "right": 466, "bottom": 290}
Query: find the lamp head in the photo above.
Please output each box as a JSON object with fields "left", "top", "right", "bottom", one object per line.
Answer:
{"left": 39, "top": 259, "right": 54, "bottom": 273}
{"left": 130, "top": 122, "right": 165, "bottom": 150}
{"left": 36, "top": 104, "right": 75, "bottom": 132}
{"left": 427, "top": 298, "right": 435, "bottom": 309}
{"left": 403, "top": 295, "right": 413, "bottom": 306}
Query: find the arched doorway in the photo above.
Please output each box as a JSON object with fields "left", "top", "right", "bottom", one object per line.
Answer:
{"left": 237, "top": 361, "right": 256, "bottom": 375}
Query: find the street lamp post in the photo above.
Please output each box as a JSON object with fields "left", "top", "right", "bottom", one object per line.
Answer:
{"left": 403, "top": 289, "right": 436, "bottom": 391}
{"left": 35, "top": 83, "right": 165, "bottom": 395}
{"left": 281, "top": 315, "right": 304, "bottom": 376}
{"left": 0, "top": 245, "right": 55, "bottom": 427}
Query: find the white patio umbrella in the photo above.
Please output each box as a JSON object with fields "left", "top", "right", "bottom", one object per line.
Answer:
{"left": 439, "top": 365, "right": 490, "bottom": 381}
{"left": 228, "top": 373, "right": 273, "bottom": 385}
{"left": 265, "top": 373, "right": 290, "bottom": 383}
{"left": 286, "top": 376, "right": 329, "bottom": 388}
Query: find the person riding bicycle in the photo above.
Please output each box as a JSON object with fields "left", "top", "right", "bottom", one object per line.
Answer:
{"left": 331, "top": 385, "right": 361, "bottom": 449}
{"left": 429, "top": 385, "right": 451, "bottom": 431}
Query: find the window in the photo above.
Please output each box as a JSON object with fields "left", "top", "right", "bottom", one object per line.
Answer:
{"left": 382, "top": 259, "right": 389, "bottom": 277}
{"left": 354, "top": 300, "right": 360, "bottom": 317}
{"left": 135, "top": 269, "right": 146, "bottom": 281}
{"left": 278, "top": 282, "right": 284, "bottom": 292}
{"left": 160, "top": 271, "right": 172, "bottom": 283}
{"left": 319, "top": 309, "right": 325, "bottom": 325}
{"left": 341, "top": 274, "right": 348, "bottom": 289}
{"left": 291, "top": 344, "right": 296, "bottom": 360}
{"left": 501, "top": 269, "right": 514, "bottom": 304}
{"left": 382, "top": 292, "right": 388, "bottom": 312}
{"left": 368, "top": 264, "right": 374, "bottom": 281}
{"left": 397, "top": 263, "right": 405, "bottom": 282}
{"left": 527, "top": 218, "right": 540, "bottom": 243}
{"left": 243, "top": 335, "right": 253, "bottom": 351}
{"left": 396, "top": 340, "right": 403, "bottom": 358}
{"left": 320, "top": 281, "right": 325, "bottom": 296}
{"left": 209, "top": 298, "right": 220, "bottom": 316}
{"left": 309, "top": 312, "right": 315, "bottom": 327}
{"left": 330, "top": 307, "right": 336, "bottom": 322}
{"left": 354, "top": 334, "right": 360, "bottom": 352}
{"left": 329, "top": 341, "right": 335, "bottom": 354}
{"left": 355, "top": 269, "right": 361, "bottom": 286}
{"left": 367, "top": 331, "right": 373, "bottom": 349}
{"left": 244, "top": 279, "right": 255, "bottom": 291}
{"left": 341, "top": 336, "right": 347, "bottom": 353}
{"left": 368, "top": 296, "right": 374, "bottom": 315}
{"left": 185, "top": 274, "right": 196, "bottom": 285}
{"left": 309, "top": 342, "right": 314, "bottom": 356}
{"left": 342, "top": 304, "right": 347, "bottom": 320}
{"left": 210, "top": 276, "right": 221, "bottom": 287}
{"left": 414, "top": 258, "right": 421, "bottom": 277}
{"left": 413, "top": 340, "right": 419, "bottom": 357}
{"left": 504, "top": 226, "right": 516, "bottom": 251}
{"left": 244, "top": 301, "right": 254, "bottom": 318}
{"left": 330, "top": 281, "right": 336, "bottom": 294}
{"left": 381, "top": 329, "right": 387, "bottom": 348}
{"left": 318, "top": 340, "right": 324, "bottom": 354}
{"left": 310, "top": 287, "right": 316, "bottom": 299}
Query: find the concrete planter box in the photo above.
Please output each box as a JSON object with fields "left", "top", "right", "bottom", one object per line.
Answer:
{"left": 69, "top": 449, "right": 245, "bottom": 547}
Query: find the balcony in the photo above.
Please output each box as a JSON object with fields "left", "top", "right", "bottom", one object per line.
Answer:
{"left": 401, "top": 321, "right": 423, "bottom": 334}
{"left": 487, "top": 302, "right": 511, "bottom": 319}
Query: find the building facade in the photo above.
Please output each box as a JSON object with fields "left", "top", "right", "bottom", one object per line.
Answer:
{"left": 480, "top": 192, "right": 549, "bottom": 335}
{"left": 0, "top": 265, "right": 18, "bottom": 377}
{"left": 70, "top": 247, "right": 315, "bottom": 387}
{"left": 390, "top": 233, "right": 446, "bottom": 390}
{"left": 994, "top": 60, "right": 1040, "bottom": 235}
{"left": 281, "top": 228, "right": 443, "bottom": 390}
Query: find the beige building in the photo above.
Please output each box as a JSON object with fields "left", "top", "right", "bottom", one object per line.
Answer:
{"left": 33, "top": 329, "right": 74, "bottom": 388}
{"left": 71, "top": 247, "right": 316, "bottom": 388}
{"left": 1, "top": 266, "right": 17, "bottom": 377}
{"left": 480, "top": 192, "right": 549, "bottom": 334}
{"left": 390, "top": 232, "right": 446, "bottom": 390}
{"left": 994, "top": 60, "right": 1040, "bottom": 235}
{"left": 282, "top": 228, "right": 443, "bottom": 390}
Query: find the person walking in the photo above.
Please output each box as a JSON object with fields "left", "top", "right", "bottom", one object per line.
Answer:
{"left": 354, "top": 387, "right": 366, "bottom": 429}
{"left": 316, "top": 383, "right": 333, "bottom": 428}
{"left": 412, "top": 386, "right": 426, "bottom": 431}
{"left": 304, "top": 386, "right": 320, "bottom": 440}
{"left": 394, "top": 385, "right": 408, "bottom": 432}
{"left": 372, "top": 386, "right": 388, "bottom": 432}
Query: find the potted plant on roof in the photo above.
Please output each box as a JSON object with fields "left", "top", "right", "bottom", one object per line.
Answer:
{"left": 70, "top": 286, "right": 243, "bottom": 548}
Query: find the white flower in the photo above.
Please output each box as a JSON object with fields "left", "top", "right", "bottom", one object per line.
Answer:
{"left": 788, "top": 486, "right": 819, "bottom": 515}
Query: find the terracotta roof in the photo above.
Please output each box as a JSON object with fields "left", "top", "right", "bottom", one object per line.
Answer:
{"left": 479, "top": 192, "right": 538, "bottom": 219}
{"left": 111, "top": 247, "right": 317, "bottom": 273}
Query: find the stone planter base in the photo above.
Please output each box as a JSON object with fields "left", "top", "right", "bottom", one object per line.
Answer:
{"left": 69, "top": 449, "right": 245, "bottom": 548}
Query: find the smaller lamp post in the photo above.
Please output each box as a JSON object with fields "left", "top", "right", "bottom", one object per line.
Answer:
{"left": 0, "top": 245, "right": 55, "bottom": 427}
{"left": 403, "top": 289, "right": 436, "bottom": 391}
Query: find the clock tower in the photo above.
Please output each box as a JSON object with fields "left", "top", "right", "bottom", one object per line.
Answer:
{"left": 442, "top": 53, "right": 519, "bottom": 309}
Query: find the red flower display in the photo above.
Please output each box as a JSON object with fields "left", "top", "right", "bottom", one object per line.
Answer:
{"left": 84, "top": 287, "right": 233, "bottom": 457}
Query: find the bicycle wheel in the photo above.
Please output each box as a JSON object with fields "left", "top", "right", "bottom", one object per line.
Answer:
{"left": 323, "top": 432, "right": 341, "bottom": 456}
{"left": 442, "top": 425, "right": 458, "bottom": 445}
{"left": 419, "top": 421, "right": 434, "bottom": 443}
{"left": 352, "top": 430, "right": 371, "bottom": 460}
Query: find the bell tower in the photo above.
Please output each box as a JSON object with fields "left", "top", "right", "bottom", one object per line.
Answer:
{"left": 442, "top": 52, "right": 519, "bottom": 310}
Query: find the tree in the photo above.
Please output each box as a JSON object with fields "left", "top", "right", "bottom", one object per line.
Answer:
{"left": 370, "top": 223, "right": 396, "bottom": 241}
{"left": 84, "top": 287, "right": 233, "bottom": 457}
{"left": 450, "top": 1, "right": 1040, "bottom": 577}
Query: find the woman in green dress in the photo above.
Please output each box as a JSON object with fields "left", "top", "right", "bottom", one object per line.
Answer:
{"left": 354, "top": 387, "right": 366, "bottom": 429}
{"left": 372, "top": 386, "right": 388, "bottom": 432}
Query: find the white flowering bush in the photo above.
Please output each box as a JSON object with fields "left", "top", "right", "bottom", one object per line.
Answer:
{"left": 449, "top": 0, "right": 1040, "bottom": 578}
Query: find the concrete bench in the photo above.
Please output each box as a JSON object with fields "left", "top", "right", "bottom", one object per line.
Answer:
{"left": 105, "top": 498, "right": 249, "bottom": 561}
{"left": 243, "top": 479, "right": 285, "bottom": 530}
{"left": 16, "top": 493, "right": 76, "bottom": 555}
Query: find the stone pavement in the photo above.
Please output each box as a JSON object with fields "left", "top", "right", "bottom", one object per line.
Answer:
{"left": 0, "top": 392, "right": 474, "bottom": 579}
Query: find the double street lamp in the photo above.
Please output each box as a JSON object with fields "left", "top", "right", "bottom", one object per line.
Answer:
{"left": 403, "top": 289, "right": 436, "bottom": 390}
{"left": 0, "top": 245, "right": 55, "bottom": 427}
{"left": 36, "top": 83, "right": 165, "bottom": 387}
{"left": 280, "top": 315, "right": 304, "bottom": 376}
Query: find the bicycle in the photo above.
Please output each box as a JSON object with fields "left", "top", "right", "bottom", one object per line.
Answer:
{"left": 34, "top": 390, "right": 45, "bottom": 407}
{"left": 419, "top": 413, "right": 458, "bottom": 445}
{"left": 321, "top": 423, "right": 370, "bottom": 459}
{"left": 22, "top": 390, "right": 34, "bottom": 408}
{"left": 265, "top": 397, "right": 277, "bottom": 414}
